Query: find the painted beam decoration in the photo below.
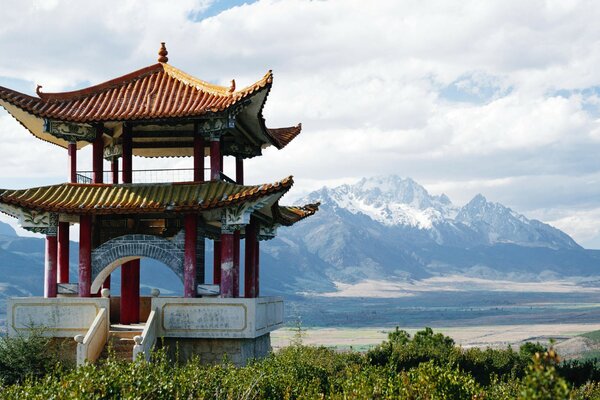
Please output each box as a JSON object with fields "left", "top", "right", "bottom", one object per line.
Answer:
{"left": 221, "top": 197, "right": 275, "bottom": 232}
{"left": 258, "top": 224, "right": 278, "bottom": 241}
{"left": 103, "top": 143, "right": 123, "bottom": 160}
{"left": 43, "top": 119, "right": 97, "bottom": 142}
{"left": 0, "top": 203, "right": 59, "bottom": 234}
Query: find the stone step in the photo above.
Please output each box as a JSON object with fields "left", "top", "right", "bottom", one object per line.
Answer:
{"left": 109, "top": 330, "right": 141, "bottom": 339}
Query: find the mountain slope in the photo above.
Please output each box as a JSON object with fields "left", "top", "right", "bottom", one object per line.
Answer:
{"left": 260, "top": 176, "right": 599, "bottom": 294}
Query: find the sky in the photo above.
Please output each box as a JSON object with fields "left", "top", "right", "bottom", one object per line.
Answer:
{"left": 1, "top": 0, "right": 600, "bottom": 247}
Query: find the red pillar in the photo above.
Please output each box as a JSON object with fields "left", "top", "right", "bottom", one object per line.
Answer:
{"left": 92, "top": 126, "right": 103, "bottom": 184}
{"left": 184, "top": 214, "right": 197, "bottom": 297}
{"left": 244, "top": 221, "right": 257, "bottom": 298}
{"left": 78, "top": 215, "right": 92, "bottom": 297}
{"left": 220, "top": 230, "right": 234, "bottom": 298}
{"left": 120, "top": 259, "right": 140, "bottom": 324}
{"left": 57, "top": 222, "right": 69, "bottom": 284}
{"left": 235, "top": 157, "right": 244, "bottom": 185}
{"left": 111, "top": 158, "right": 118, "bottom": 185}
{"left": 233, "top": 231, "right": 240, "bottom": 297}
{"left": 232, "top": 157, "right": 243, "bottom": 297}
{"left": 44, "top": 234, "right": 58, "bottom": 298}
{"left": 213, "top": 240, "right": 221, "bottom": 285}
{"left": 194, "top": 134, "right": 205, "bottom": 182}
{"left": 122, "top": 124, "right": 132, "bottom": 184}
{"left": 102, "top": 158, "right": 119, "bottom": 291}
{"left": 210, "top": 136, "right": 222, "bottom": 180}
{"left": 68, "top": 142, "right": 77, "bottom": 183}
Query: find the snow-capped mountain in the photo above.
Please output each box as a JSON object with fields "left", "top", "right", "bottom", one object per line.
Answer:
{"left": 301, "top": 175, "right": 577, "bottom": 250}
{"left": 316, "top": 176, "right": 456, "bottom": 229}
{"left": 260, "top": 175, "right": 598, "bottom": 294}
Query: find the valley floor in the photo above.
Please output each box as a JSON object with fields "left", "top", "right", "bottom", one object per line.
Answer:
{"left": 271, "top": 323, "right": 600, "bottom": 351}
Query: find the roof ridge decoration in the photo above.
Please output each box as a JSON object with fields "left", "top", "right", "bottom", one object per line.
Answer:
{"left": 158, "top": 42, "right": 168, "bottom": 63}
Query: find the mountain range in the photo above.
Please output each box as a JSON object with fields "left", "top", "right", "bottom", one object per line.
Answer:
{"left": 0, "top": 175, "right": 599, "bottom": 304}
{"left": 261, "top": 176, "right": 599, "bottom": 295}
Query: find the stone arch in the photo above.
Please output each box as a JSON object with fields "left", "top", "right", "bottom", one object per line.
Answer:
{"left": 90, "top": 234, "right": 185, "bottom": 293}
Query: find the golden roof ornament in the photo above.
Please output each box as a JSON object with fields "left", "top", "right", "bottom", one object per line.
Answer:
{"left": 158, "top": 42, "right": 168, "bottom": 63}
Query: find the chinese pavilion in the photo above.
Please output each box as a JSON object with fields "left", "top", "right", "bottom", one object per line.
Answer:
{"left": 0, "top": 43, "right": 318, "bottom": 365}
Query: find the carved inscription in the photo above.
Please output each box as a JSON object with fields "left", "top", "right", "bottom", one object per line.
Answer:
{"left": 162, "top": 304, "right": 246, "bottom": 332}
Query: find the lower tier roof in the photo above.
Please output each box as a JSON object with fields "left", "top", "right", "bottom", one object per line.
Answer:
{"left": 0, "top": 178, "right": 295, "bottom": 215}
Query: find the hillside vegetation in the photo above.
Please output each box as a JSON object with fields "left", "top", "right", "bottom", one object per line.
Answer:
{"left": 3, "top": 328, "right": 600, "bottom": 399}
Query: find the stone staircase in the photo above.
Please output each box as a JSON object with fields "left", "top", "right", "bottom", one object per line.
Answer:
{"left": 99, "top": 325, "right": 143, "bottom": 361}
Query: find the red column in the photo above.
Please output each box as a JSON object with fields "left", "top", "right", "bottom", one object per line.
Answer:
{"left": 122, "top": 124, "right": 132, "bottom": 184}
{"left": 120, "top": 259, "right": 140, "bottom": 324}
{"left": 102, "top": 158, "right": 119, "bottom": 291}
{"left": 244, "top": 221, "right": 257, "bottom": 298}
{"left": 235, "top": 157, "right": 244, "bottom": 185}
{"left": 210, "top": 136, "right": 222, "bottom": 180}
{"left": 233, "top": 231, "right": 240, "bottom": 297}
{"left": 194, "top": 134, "right": 205, "bottom": 182}
{"left": 232, "top": 157, "right": 243, "bottom": 297}
{"left": 184, "top": 214, "right": 197, "bottom": 297}
{"left": 111, "top": 158, "right": 118, "bottom": 185}
{"left": 68, "top": 142, "right": 77, "bottom": 183}
{"left": 213, "top": 240, "right": 221, "bottom": 285}
{"left": 220, "top": 230, "right": 234, "bottom": 298}
{"left": 92, "top": 126, "right": 103, "bottom": 184}
{"left": 44, "top": 234, "right": 58, "bottom": 298}
{"left": 57, "top": 222, "right": 69, "bottom": 284}
{"left": 78, "top": 215, "right": 92, "bottom": 297}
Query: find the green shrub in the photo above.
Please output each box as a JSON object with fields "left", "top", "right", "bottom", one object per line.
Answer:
{"left": 0, "top": 331, "right": 61, "bottom": 385}
{"left": 518, "top": 348, "right": 570, "bottom": 400}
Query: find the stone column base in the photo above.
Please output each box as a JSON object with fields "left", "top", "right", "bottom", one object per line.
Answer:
{"left": 159, "top": 333, "right": 271, "bottom": 366}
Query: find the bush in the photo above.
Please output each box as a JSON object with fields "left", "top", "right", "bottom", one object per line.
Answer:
{"left": 0, "top": 331, "right": 61, "bottom": 385}
{"left": 2, "top": 327, "right": 597, "bottom": 399}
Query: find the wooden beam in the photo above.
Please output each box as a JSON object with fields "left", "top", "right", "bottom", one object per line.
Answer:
{"left": 132, "top": 130, "right": 195, "bottom": 138}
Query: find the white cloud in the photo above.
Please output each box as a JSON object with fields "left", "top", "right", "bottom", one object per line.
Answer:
{"left": 2, "top": 0, "right": 600, "bottom": 246}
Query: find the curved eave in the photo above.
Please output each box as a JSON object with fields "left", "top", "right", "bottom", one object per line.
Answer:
{"left": 0, "top": 176, "right": 294, "bottom": 216}
{"left": 275, "top": 202, "right": 320, "bottom": 226}
{"left": 0, "top": 99, "right": 83, "bottom": 150}
{"left": 266, "top": 124, "right": 303, "bottom": 149}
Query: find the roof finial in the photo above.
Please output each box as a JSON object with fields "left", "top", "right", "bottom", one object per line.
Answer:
{"left": 36, "top": 85, "right": 43, "bottom": 96}
{"left": 229, "top": 79, "right": 236, "bottom": 93}
{"left": 158, "top": 42, "right": 168, "bottom": 63}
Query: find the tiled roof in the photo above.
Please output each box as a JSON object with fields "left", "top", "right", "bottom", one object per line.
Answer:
{"left": 0, "top": 177, "right": 293, "bottom": 215}
{"left": 266, "top": 124, "right": 302, "bottom": 149}
{"left": 275, "top": 203, "right": 320, "bottom": 226}
{"left": 0, "top": 63, "right": 272, "bottom": 123}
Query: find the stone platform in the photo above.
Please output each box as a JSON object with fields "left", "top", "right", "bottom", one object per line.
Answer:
{"left": 7, "top": 296, "right": 283, "bottom": 366}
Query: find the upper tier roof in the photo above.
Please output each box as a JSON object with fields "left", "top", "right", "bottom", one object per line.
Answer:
{"left": 0, "top": 44, "right": 303, "bottom": 155}
{"left": 0, "top": 63, "right": 272, "bottom": 123}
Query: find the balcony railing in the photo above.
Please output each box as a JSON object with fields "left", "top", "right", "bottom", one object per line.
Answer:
{"left": 76, "top": 168, "right": 235, "bottom": 184}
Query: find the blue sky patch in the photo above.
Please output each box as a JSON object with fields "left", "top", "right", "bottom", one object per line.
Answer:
{"left": 188, "top": 0, "right": 256, "bottom": 21}
{"left": 439, "top": 72, "right": 511, "bottom": 104}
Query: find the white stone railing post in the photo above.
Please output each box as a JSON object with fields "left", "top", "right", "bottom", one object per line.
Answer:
{"left": 75, "top": 306, "right": 109, "bottom": 366}
{"left": 132, "top": 307, "right": 159, "bottom": 362}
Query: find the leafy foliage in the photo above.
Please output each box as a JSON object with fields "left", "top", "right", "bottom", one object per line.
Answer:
{"left": 5, "top": 327, "right": 600, "bottom": 399}
{"left": 0, "top": 330, "right": 61, "bottom": 386}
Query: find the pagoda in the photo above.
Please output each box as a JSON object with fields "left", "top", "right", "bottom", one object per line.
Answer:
{"left": 0, "top": 43, "right": 318, "bottom": 365}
